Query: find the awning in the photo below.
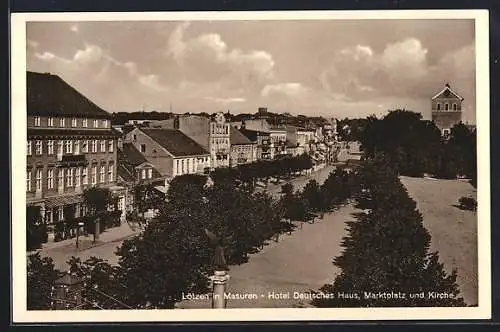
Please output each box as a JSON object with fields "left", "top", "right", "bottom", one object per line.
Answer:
{"left": 44, "top": 194, "right": 83, "bottom": 209}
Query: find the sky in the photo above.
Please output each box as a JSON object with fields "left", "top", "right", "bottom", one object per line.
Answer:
{"left": 26, "top": 19, "right": 476, "bottom": 123}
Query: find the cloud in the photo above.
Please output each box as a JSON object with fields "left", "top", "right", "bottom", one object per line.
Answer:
{"left": 205, "top": 97, "right": 246, "bottom": 104}
{"left": 73, "top": 44, "right": 103, "bottom": 64}
{"left": 166, "top": 22, "right": 275, "bottom": 85}
{"left": 261, "top": 83, "right": 308, "bottom": 97}
{"left": 32, "top": 43, "right": 169, "bottom": 92}
{"left": 27, "top": 39, "right": 39, "bottom": 48}
{"left": 138, "top": 74, "right": 169, "bottom": 92}
{"left": 320, "top": 37, "right": 473, "bottom": 102}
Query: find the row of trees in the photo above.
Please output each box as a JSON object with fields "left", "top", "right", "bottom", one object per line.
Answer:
{"left": 211, "top": 153, "right": 314, "bottom": 188}
{"left": 27, "top": 165, "right": 357, "bottom": 310}
{"left": 313, "top": 154, "right": 465, "bottom": 307}
{"left": 357, "top": 110, "right": 477, "bottom": 184}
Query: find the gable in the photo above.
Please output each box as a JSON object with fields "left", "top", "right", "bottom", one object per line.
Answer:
{"left": 432, "top": 86, "right": 464, "bottom": 101}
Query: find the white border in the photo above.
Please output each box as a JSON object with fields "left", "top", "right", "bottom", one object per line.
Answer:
{"left": 11, "top": 10, "right": 491, "bottom": 323}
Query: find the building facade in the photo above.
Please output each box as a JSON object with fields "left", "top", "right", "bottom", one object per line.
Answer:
{"left": 150, "top": 112, "right": 230, "bottom": 169}
{"left": 239, "top": 129, "right": 272, "bottom": 160}
{"left": 26, "top": 71, "right": 122, "bottom": 226}
{"left": 431, "top": 83, "right": 464, "bottom": 136}
{"left": 124, "top": 127, "right": 211, "bottom": 180}
{"left": 229, "top": 127, "right": 258, "bottom": 167}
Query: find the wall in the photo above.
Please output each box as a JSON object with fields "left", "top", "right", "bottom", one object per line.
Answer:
{"left": 125, "top": 128, "right": 174, "bottom": 177}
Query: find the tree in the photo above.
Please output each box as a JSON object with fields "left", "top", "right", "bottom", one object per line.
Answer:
{"left": 114, "top": 205, "right": 211, "bottom": 309}
{"left": 27, "top": 205, "right": 47, "bottom": 251}
{"left": 313, "top": 156, "right": 465, "bottom": 307}
{"left": 166, "top": 174, "right": 208, "bottom": 206}
{"left": 27, "top": 253, "right": 60, "bottom": 310}
{"left": 133, "top": 183, "right": 165, "bottom": 220}
{"left": 83, "top": 187, "right": 114, "bottom": 214}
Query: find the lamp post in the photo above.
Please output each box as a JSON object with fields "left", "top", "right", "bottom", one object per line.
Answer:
{"left": 76, "top": 222, "right": 84, "bottom": 250}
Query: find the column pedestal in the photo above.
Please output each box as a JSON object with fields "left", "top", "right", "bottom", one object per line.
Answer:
{"left": 209, "top": 270, "right": 230, "bottom": 309}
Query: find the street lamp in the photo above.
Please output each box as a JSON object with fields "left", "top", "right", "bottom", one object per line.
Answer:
{"left": 76, "top": 222, "right": 84, "bottom": 250}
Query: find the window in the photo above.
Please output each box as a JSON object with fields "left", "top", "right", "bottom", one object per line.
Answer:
{"left": 108, "top": 164, "right": 114, "bottom": 182}
{"left": 141, "top": 169, "right": 146, "bottom": 180}
{"left": 75, "top": 167, "right": 81, "bottom": 187}
{"left": 100, "top": 140, "right": 106, "bottom": 152}
{"left": 100, "top": 165, "right": 106, "bottom": 183}
{"left": 57, "top": 140, "right": 63, "bottom": 155}
{"left": 147, "top": 168, "right": 152, "bottom": 179}
{"left": 66, "top": 168, "right": 73, "bottom": 187}
{"left": 48, "top": 117, "right": 54, "bottom": 127}
{"left": 133, "top": 134, "right": 137, "bottom": 141}
{"left": 35, "top": 140, "right": 42, "bottom": 155}
{"left": 102, "top": 120, "right": 108, "bottom": 128}
{"left": 108, "top": 140, "right": 114, "bottom": 152}
{"left": 82, "top": 167, "right": 88, "bottom": 185}
{"left": 453, "top": 103, "right": 458, "bottom": 111}
{"left": 65, "top": 140, "right": 73, "bottom": 154}
{"left": 58, "top": 169, "right": 64, "bottom": 188}
{"left": 82, "top": 140, "right": 89, "bottom": 153}
{"left": 27, "top": 141, "right": 32, "bottom": 155}
{"left": 74, "top": 140, "right": 80, "bottom": 154}
{"left": 93, "top": 119, "right": 99, "bottom": 128}
{"left": 182, "top": 159, "right": 185, "bottom": 173}
{"left": 36, "top": 169, "right": 42, "bottom": 191}
{"left": 187, "top": 159, "right": 191, "bottom": 173}
{"left": 47, "top": 169, "right": 54, "bottom": 189}
{"left": 72, "top": 118, "right": 77, "bottom": 127}
{"left": 47, "top": 140, "right": 54, "bottom": 155}
{"left": 34, "top": 117, "right": 41, "bottom": 126}
{"left": 176, "top": 160, "right": 180, "bottom": 174}
{"left": 26, "top": 170, "right": 31, "bottom": 192}
{"left": 140, "top": 144, "right": 146, "bottom": 153}
{"left": 82, "top": 118, "right": 88, "bottom": 127}
{"left": 445, "top": 103, "right": 449, "bottom": 111}
{"left": 92, "top": 140, "right": 98, "bottom": 153}
{"left": 60, "top": 118, "right": 65, "bottom": 127}
{"left": 91, "top": 166, "right": 97, "bottom": 185}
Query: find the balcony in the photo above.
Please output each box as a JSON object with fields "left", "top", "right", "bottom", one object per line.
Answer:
{"left": 57, "top": 154, "right": 88, "bottom": 167}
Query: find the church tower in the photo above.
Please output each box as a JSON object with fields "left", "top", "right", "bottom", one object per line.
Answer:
{"left": 431, "top": 83, "right": 464, "bottom": 137}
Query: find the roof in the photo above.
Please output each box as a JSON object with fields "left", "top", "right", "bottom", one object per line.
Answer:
{"left": 27, "top": 128, "right": 122, "bottom": 138}
{"left": 230, "top": 127, "right": 255, "bottom": 145}
{"left": 431, "top": 84, "right": 464, "bottom": 101}
{"left": 44, "top": 193, "right": 83, "bottom": 209}
{"left": 27, "top": 71, "right": 112, "bottom": 119}
{"left": 141, "top": 128, "right": 210, "bottom": 157}
{"left": 239, "top": 128, "right": 270, "bottom": 142}
{"left": 118, "top": 143, "right": 161, "bottom": 182}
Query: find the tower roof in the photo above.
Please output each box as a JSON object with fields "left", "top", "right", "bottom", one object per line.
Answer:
{"left": 431, "top": 83, "right": 464, "bottom": 101}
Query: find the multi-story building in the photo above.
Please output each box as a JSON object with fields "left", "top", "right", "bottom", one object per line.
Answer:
{"left": 150, "top": 112, "right": 230, "bottom": 169}
{"left": 229, "top": 127, "right": 258, "bottom": 167}
{"left": 431, "top": 83, "right": 464, "bottom": 136}
{"left": 26, "top": 71, "right": 122, "bottom": 225}
{"left": 124, "top": 127, "right": 211, "bottom": 180}
{"left": 269, "top": 128, "right": 288, "bottom": 157}
{"left": 116, "top": 142, "right": 164, "bottom": 218}
{"left": 239, "top": 129, "right": 272, "bottom": 160}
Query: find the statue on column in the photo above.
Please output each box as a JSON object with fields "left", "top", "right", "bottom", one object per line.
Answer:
{"left": 204, "top": 228, "right": 230, "bottom": 271}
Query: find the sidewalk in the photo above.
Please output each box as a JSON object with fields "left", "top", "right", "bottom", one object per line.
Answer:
{"left": 31, "top": 222, "right": 140, "bottom": 271}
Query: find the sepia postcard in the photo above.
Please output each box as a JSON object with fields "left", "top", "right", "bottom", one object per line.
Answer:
{"left": 11, "top": 10, "right": 491, "bottom": 322}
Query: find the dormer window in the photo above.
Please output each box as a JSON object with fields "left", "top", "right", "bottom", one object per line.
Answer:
{"left": 453, "top": 103, "right": 457, "bottom": 111}
{"left": 444, "top": 103, "right": 449, "bottom": 111}
{"left": 437, "top": 103, "right": 441, "bottom": 111}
